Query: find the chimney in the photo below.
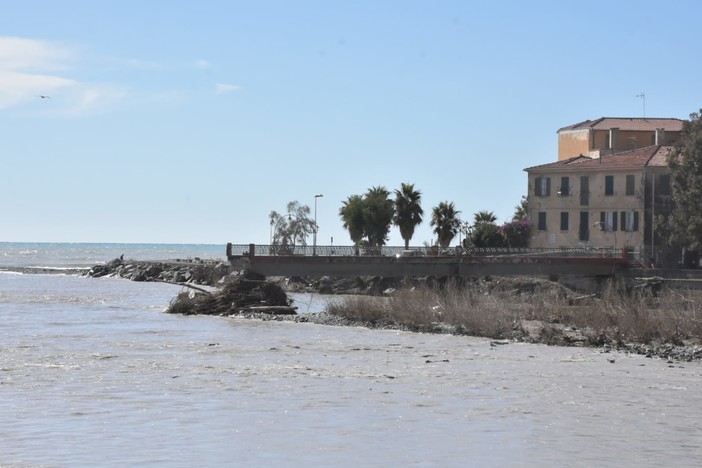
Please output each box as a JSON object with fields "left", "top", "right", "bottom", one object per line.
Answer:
{"left": 655, "top": 128, "right": 665, "bottom": 145}
{"left": 608, "top": 128, "right": 619, "bottom": 150}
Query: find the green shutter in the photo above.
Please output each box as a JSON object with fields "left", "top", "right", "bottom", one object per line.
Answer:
{"left": 626, "top": 175, "right": 635, "bottom": 195}
{"left": 605, "top": 175, "right": 614, "bottom": 196}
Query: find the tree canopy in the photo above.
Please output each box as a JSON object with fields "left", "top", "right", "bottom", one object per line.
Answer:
{"left": 469, "top": 210, "right": 503, "bottom": 248}
{"left": 393, "top": 183, "right": 423, "bottom": 249}
{"left": 512, "top": 196, "right": 529, "bottom": 221}
{"left": 339, "top": 194, "right": 365, "bottom": 245}
{"left": 339, "top": 186, "right": 395, "bottom": 249}
{"left": 362, "top": 186, "right": 395, "bottom": 247}
{"left": 430, "top": 201, "right": 461, "bottom": 248}
{"left": 664, "top": 109, "right": 702, "bottom": 253}
{"left": 473, "top": 210, "right": 497, "bottom": 224}
{"left": 269, "top": 201, "right": 315, "bottom": 249}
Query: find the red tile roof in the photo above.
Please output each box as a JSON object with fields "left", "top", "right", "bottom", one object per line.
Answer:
{"left": 558, "top": 117, "right": 683, "bottom": 133}
{"left": 525, "top": 145, "right": 674, "bottom": 172}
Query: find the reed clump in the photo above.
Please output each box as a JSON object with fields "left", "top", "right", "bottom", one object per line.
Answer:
{"left": 324, "top": 277, "right": 702, "bottom": 348}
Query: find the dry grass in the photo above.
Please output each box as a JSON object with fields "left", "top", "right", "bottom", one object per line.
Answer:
{"left": 325, "top": 278, "right": 702, "bottom": 346}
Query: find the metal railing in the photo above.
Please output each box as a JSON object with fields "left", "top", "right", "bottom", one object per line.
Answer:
{"left": 227, "top": 244, "right": 626, "bottom": 259}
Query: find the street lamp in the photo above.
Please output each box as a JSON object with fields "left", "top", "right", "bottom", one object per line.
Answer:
{"left": 313, "top": 194, "right": 323, "bottom": 256}
{"left": 458, "top": 221, "right": 471, "bottom": 248}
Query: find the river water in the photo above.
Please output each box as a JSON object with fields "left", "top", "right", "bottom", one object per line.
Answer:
{"left": 1, "top": 243, "right": 701, "bottom": 466}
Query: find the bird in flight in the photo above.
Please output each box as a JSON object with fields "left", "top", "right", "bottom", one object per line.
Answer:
{"left": 38, "top": 95, "right": 51, "bottom": 99}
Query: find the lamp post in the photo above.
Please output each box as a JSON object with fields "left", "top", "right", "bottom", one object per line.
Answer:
{"left": 458, "top": 221, "right": 471, "bottom": 248}
{"left": 313, "top": 194, "right": 323, "bottom": 256}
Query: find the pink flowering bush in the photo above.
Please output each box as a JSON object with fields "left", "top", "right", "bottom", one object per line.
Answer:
{"left": 498, "top": 219, "right": 532, "bottom": 248}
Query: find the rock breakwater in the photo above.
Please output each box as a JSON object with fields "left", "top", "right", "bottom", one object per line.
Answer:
{"left": 85, "top": 257, "right": 230, "bottom": 286}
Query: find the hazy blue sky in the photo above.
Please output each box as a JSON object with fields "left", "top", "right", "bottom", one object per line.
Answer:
{"left": 2, "top": 1, "right": 701, "bottom": 246}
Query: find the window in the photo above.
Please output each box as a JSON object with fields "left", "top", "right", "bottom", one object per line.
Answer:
{"left": 621, "top": 211, "right": 639, "bottom": 232}
{"left": 580, "top": 176, "right": 589, "bottom": 206}
{"left": 559, "top": 176, "right": 570, "bottom": 196}
{"left": 538, "top": 212, "right": 547, "bottom": 231}
{"left": 600, "top": 211, "right": 617, "bottom": 231}
{"left": 535, "top": 176, "right": 551, "bottom": 197}
{"left": 626, "top": 175, "right": 635, "bottom": 196}
{"left": 560, "top": 212, "right": 569, "bottom": 231}
{"left": 579, "top": 211, "right": 589, "bottom": 241}
{"left": 605, "top": 175, "right": 614, "bottom": 196}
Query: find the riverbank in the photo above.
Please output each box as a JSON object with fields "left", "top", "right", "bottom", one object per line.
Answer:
{"left": 162, "top": 270, "right": 702, "bottom": 362}
{"left": 230, "top": 310, "right": 702, "bottom": 362}
{"left": 79, "top": 259, "right": 702, "bottom": 362}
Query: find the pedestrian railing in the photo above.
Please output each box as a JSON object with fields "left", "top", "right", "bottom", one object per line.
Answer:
{"left": 227, "top": 243, "right": 626, "bottom": 259}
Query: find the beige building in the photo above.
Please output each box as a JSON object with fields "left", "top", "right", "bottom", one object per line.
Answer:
{"left": 557, "top": 117, "right": 683, "bottom": 161}
{"left": 525, "top": 145, "right": 674, "bottom": 265}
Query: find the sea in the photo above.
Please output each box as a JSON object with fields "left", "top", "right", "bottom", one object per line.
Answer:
{"left": 1, "top": 242, "right": 701, "bottom": 467}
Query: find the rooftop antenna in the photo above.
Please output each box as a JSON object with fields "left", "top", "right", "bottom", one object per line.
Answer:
{"left": 636, "top": 93, "right": 646, "bottom": 119}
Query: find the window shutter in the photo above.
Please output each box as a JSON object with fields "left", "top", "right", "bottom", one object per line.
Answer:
{"left": 545, "top": 177, "right": 551, "bottom": 196}
{"left": 626, "top": 175, "right": 635, "bottom": 195}
{"left": 620, "top": 211, "right": 626, "bottom": 231}
{"left": 612, "top": 212, "right": 618, "bottom": 231}
{"left": 600, "top": 211, "right": 605, "bottom": 229}
{"left": 538, "top": 212, "right": 547, "bottom": 231}
{"left": 560, "top": 176, "right": 569, "bottom": 196}
{"left": 535, "top": 177, "right": 542, "bottom": 196}
{"left": 633, "top": 211, "right": 639, "bottom": 231}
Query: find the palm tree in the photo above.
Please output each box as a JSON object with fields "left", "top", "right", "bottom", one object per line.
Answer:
{"left": 512, "top": 196, "right": 529, "bottom": 221}
{"left": 393, "top": 183, "right": 423, "bottom": 249}
{"left": 339, "top": 194, "right": 365, "bottom": 245}
{"left": 363, "top": 186, "right": 394, "bottom": 248}
{"left": 431, "top": 201, "right": 461, "bottom": 248}
{"left": 473, "top": 210, "right": 497, "bottom": 224}
{"left": 471, "top": 210, "right": 506, "bottom": 248}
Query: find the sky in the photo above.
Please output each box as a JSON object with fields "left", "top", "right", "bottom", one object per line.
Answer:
{"left": 2, "top": 0, "right": 702, "bottom": 247}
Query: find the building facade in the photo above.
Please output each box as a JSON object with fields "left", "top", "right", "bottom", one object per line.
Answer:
{"left": 557, "top": 117, "right": 683, "bottom": 161}
{"left": 525, "top": 145, "right": 674, "bottom": 266}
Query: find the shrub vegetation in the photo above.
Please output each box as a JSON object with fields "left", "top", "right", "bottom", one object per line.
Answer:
{"left": 325, "top": 278, "right": 702, "bottom": 348}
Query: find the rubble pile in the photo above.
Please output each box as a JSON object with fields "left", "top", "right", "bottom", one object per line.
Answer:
{"left": 166, "top": 271, "right": 294, "bottom": 316}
